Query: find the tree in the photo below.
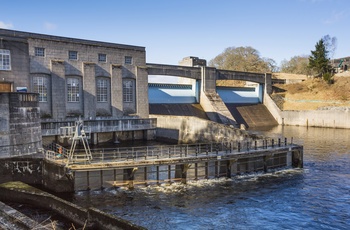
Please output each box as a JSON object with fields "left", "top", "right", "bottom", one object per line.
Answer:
{"left": 280, "top": 55, "right": 311, "bottom": 75}
{"left": 308, "top": 39, "right": 332, "bottom": 78}
{"left": 209, "top": 46, "right": 276, "bottom": 73}
{"left": 322, "top": 34, "right": 337, "bottom": 59}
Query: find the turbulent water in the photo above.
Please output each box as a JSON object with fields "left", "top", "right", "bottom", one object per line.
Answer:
{"left": 70, "top": 126, "right": 350, "bottom": 230}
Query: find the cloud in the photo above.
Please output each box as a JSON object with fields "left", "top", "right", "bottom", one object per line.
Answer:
{"left": 0, "top": 21, "right": 14, "bottom": 29}
{"left": 44, "top": 22, "right": 57, "bottom": 31}
{"left": 324, "top": 10, "right": 346, "bottom": 24}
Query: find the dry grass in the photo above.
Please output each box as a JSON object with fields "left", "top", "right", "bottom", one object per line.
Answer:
{"left": 273, "top": 73, "right": 350, "bottom": 110}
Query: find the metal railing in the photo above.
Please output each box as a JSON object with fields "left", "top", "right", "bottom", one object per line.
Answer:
{"left": 41, "top": 118, "right": 157, "bottom": 136}
{"left": 43, "top": 137, "right": 295, "bottom": 165}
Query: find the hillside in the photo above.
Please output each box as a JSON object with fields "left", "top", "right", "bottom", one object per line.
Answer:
{"left": 272, "top": 72, "right": 350, "bottom": 110}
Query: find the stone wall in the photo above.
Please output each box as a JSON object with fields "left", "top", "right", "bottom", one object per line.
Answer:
{"left": 28, "top": 36, "right": 148, "bottom": 119}
{"left": 0, "top": 93, "right": 42, "bottom": 158}
{"left": 0, "top": 37, "right": 30, "bottom": 90}
{"left": 0, "top": 157, "right": 42, "bottom": 185}
{"left": 0, "top": 29, "right": 149, "bottom": 120}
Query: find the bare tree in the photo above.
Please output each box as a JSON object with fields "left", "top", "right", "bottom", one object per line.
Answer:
{"left": 322, "top": 34, "right": 337, "bottom": 59}
{"left": 209, "top": 46, "right": 276, "bottom": 73}
{"left": 280, "top": 55, "right": 311, "bottom": 75}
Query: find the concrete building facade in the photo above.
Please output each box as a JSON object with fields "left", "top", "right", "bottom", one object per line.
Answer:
{"left": 0, "top": 29, "right": 149, "bottom": 120}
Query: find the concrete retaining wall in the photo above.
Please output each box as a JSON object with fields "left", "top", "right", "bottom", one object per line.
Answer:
{"left": 0, "top": 157, "right": 42, "bottom": 185}
{"left": 264, "top": 93, "right": 350, "bottom": 128}
{"left": 150, "top": 115, "right": 256, "bottom": 144}
{"left": 0, "top": 201, "right": 45, "bottom": 230}
{"left": 0, "top": 93, "right": 42, "bottom": 158}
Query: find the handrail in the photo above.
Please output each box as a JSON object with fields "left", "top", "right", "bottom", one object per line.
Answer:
{"left": 45, "top": 138, "right": 297, "bottom": 165}
{"left": 41, "top": 118, "right": 157, "bottom": 136}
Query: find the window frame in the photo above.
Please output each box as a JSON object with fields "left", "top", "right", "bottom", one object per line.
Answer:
{"left": 98, "top": 53, "right": 107, "bottom": 62}
{"left": 123, "top": 79, "right": 134, "bottom": 103}
{"left": 68, "top": 50, "right": 78, "bottom": 60}
{"left": 124, "top": 56, "right": 133, "bottom": 65}
{"left": 33, "top": 76, "right": 48, "bottom": 102}
{"left": 96, "top": 78, "right": 108, "bottom": 102}
{"left": 67, "top": 78, "right": 80, "bottom": 102}
{"left": 34, "top": 47, "right": 45, "bottom": 57}
{"left": 0, "top": 49, "right": 11, "bottom": 71}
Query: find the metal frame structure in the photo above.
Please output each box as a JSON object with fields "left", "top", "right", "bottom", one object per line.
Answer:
{"left": 60, "top": 119, "right": 92, "bottom": 166}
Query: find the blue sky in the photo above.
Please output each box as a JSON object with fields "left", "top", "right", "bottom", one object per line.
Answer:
{"left": 1, "top": 0, "right": 349, "bottom": 68}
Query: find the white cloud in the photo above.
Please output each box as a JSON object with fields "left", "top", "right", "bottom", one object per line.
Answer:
{"left": 0, "top": 21, "right": 14, "bottom": 29}
{"left": 44, "top": 22, "right": 57, "bottom": 31}
{"left": 324, "top": 10, "right": 346, "bottom": 24}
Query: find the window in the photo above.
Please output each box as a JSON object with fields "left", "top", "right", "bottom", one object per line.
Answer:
{"left": 0, "top": 49, "right": 11, "bottom": 70}
{"left": 125, "top": 56, "right": 132, "bottom": 65}
{"left": 33, "top": 76, "right": 48, "bottom": 102}
{"left": 123, "top": 79, "right": 134, "bottom": 102}
{"left": 98, "top": 53, "right": 107, "bottom": 62}
{"left": 67, "top": 78, "right": 80, "bottom": 102}
{"left": 96, "top": 79, "right": 108, "bottom": 102}
{"left": 35, "top": 47, "right": 45, "bottom": 57}
{"left": 68, "top": 51, "right": 78, "bottom": 60}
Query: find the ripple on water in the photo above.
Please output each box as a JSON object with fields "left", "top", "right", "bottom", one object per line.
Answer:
{"left": 69, "top": 126, "right": 350, "bottom": 230}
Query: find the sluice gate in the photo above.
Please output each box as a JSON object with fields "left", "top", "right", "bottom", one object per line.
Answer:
{"left": 42, "top": 139, "right": 303, "bottom": 192}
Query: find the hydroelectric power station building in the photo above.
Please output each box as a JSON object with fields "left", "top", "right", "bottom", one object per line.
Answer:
{"left": 0, "top": 29, "right": 149, "bottom": 119}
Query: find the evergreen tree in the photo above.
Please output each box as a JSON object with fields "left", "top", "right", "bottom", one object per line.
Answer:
{"left": 308, "top": 39, "right": 332, "bottom": 77}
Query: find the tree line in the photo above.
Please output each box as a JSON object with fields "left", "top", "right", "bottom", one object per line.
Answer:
{"left": 209, "top": 35, "right": 337, "bottom": 82}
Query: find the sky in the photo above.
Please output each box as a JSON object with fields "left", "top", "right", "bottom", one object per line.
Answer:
{"left": 1, "top": 0, "right": 349, "bottom": 74}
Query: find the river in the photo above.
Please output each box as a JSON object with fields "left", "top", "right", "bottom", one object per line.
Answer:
{"left": 69, "top": 126, "right": 350, "bottom": 230}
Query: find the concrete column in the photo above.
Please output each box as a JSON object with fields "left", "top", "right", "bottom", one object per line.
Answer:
{"left": 168, "top": 165, "right": 172, "bottom": 183}
{"left": 226, "top": 161, "right": 232, "bottom": 178}
{"left": 144, "top": 167, "right": 148, "bottom": 185}
{"left": 205, "top": 162, "right": 209, "bottom": 179}
{"left": 110, "top": 65, "right": 123, "bottom": 117}
{"left": 287, "top": 151, "right": 292, "bottom": 167}
{"left": 175, "top": 164, "right": 190, "bottom": 184}
{"left": 264, "top": 73, "right": 272, "bottom": 95}
{"left": 292, "top": 149, "right": 304, "bottom": 168}
{"left": 156, "top": 166, "right": 160, "bottom": 184}
{"left": 91, "top": 133, "right": 98, "bottom": 145}
{"left": 125, "top": 168, "right": 137, "bottom": 189}
{"left": 50, "top": 60, "right": 66, "bottom": 119}
{"left": 83, "top": 63, "right": 96, "bottom": 119}
{"left": 263, "top": 154, "right": 273, "bottom": 172}
{"left": 135, "top": 66, "right": 149, "bottom": 118}
{"left": 200, "top": 66, "right": 217, "bottom": 93}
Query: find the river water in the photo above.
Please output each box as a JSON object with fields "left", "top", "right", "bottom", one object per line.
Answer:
{"left": 69, "top": 126, "right": 350, "bottom": 230}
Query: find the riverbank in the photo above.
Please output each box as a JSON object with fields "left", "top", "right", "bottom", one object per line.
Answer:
{"left": 265, "top": 73, "right": 350, "bottom": 129}
{"left": 272, "top": 72, "right": 350, "bottom": 110}
{"left": 0, "top": 181, "right": 146, "bottom": 230}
